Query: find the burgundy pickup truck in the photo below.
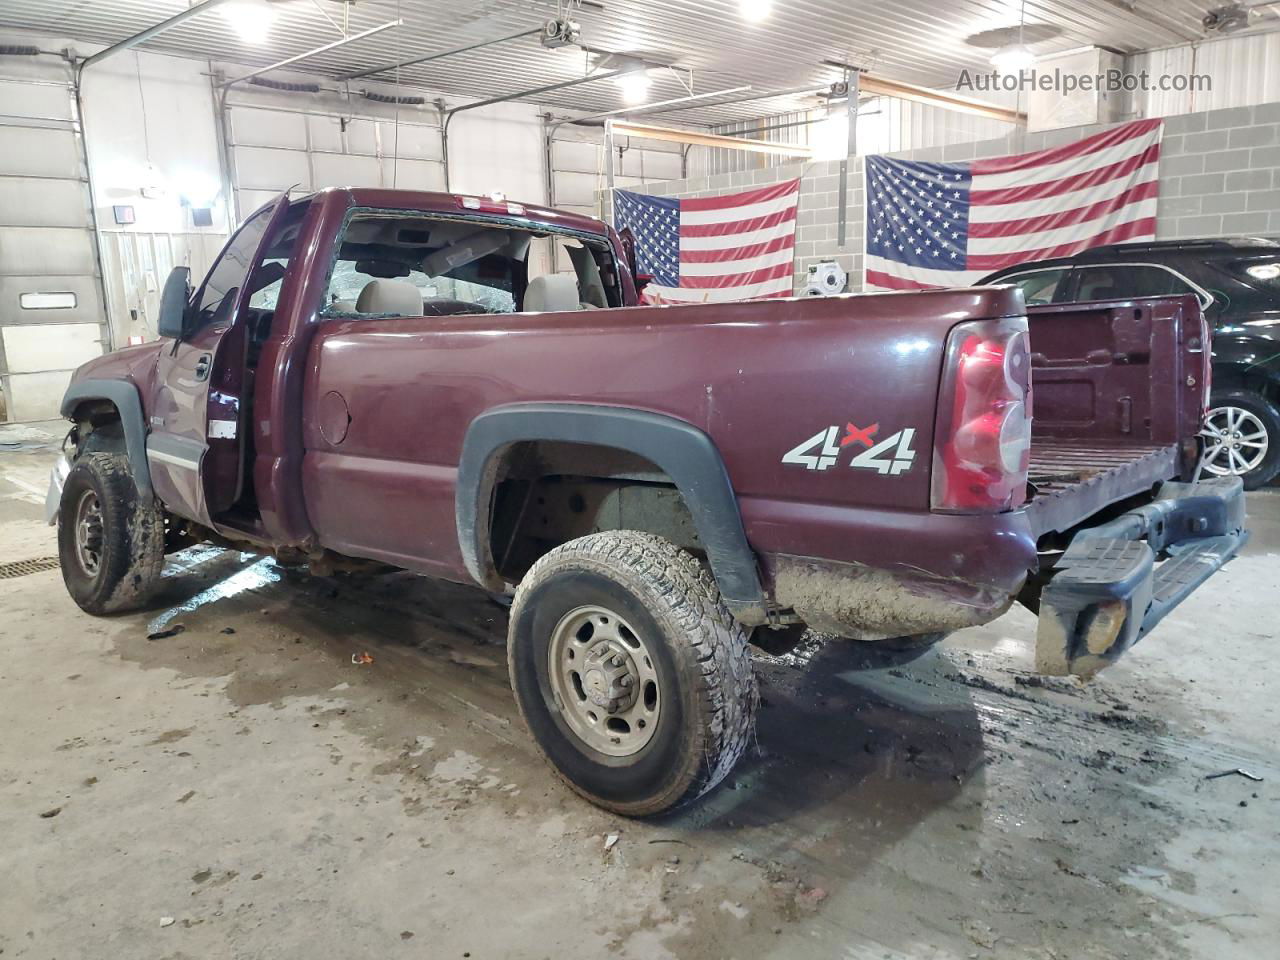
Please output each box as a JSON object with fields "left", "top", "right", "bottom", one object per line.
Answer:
{"left": 49, "top": 188, "right": 1247, "bottom": 815}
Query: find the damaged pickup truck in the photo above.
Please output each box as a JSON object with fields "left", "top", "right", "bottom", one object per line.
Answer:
{"left": 50, "top": 188, "right": 1248, "bottom": 815}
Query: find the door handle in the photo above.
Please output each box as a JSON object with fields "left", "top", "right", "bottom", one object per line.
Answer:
{"left": 194, "top": 353, "right": 212, "bottom": 381}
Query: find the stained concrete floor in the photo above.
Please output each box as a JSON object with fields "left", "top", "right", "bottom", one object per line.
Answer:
{"left": 1, "top": 423, "right": 1277, "bottom": 959}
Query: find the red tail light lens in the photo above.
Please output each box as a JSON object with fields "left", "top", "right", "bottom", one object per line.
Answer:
{"left": 931, "top": 318, "right": 1032, "bottom": 513}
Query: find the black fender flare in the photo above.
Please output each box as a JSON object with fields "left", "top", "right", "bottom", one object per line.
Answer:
{"left": 60, "top": 379, "right": 153, "bottom": 498}
{"left": 455, "top": 402, "right": 769, "bottom": 626}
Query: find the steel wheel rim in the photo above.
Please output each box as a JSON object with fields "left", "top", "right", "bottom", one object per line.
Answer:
{"left": 74, "top": 489, "right": 104, "bottom": 577}
{"left": 1201, "top": 406, "right": 1270, "bottom": 477}
{"left": 547, "top": 604, "right": 661, "bottom": 757}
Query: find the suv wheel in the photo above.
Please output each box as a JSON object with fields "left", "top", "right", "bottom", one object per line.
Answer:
{"left": 507, "top": 531, "right": 756, "bottom": 816}
{"left": 1201, "top": 389, "right": 1280, "bottom": 489}
{"left": 58, "top": 452, "right": 166, "bottom": 614}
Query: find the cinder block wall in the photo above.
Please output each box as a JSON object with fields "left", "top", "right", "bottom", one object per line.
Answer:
{"left": 600, "top": 101, "right": 1280, "bottom": 294}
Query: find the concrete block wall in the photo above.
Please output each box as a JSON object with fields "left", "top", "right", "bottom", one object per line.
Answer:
{"left": 602, "top": 100, "right": 1280, "bottom": 295}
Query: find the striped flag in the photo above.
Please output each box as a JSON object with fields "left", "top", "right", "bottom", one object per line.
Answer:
{"left": 613, "top": 179, "right": 800, "bottom": 303}
{"left": 864, "top": 118, "right": 1163, "bottom": 290}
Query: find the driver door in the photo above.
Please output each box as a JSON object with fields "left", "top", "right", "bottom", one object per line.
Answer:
{"left": 147, "top": 194, "right": 291, "bottom": 525}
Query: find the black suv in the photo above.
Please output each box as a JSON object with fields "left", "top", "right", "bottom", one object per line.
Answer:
{"left": 980, "top": 238, "right": 1280, "bottom": 488}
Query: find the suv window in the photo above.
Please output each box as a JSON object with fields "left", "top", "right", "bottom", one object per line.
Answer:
{"left": 1003, "top": 268, "right": 1069, "bottom": 305}
{"left": 1072, "top": 264, "right": 1204, "bottom": 304}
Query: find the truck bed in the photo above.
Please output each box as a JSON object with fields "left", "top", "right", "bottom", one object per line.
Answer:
{"left": 1025, "top": 438, "right": 1178, "bottom": 538}
{"left": 1023, "top": 294, "right": 1207, "bottom": 540}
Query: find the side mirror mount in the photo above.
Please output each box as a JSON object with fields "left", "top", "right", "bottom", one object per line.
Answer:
{"left": 158, "top": 266, "right": 192, "bottom": 339}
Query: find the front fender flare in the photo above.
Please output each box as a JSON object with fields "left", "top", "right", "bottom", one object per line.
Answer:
{"left": 455, "top": 403, "right": 768, "bottom": 626}
{"left": 60, "top": 378, "right": 153, "bottom": 498}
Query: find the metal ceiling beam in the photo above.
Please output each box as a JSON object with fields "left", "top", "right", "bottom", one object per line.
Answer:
{"left": 857, "top": 73, "right": 1025, "bottom": 123}
{"left": 608, "top": 120, "right": 814, "bottom": 158}
{"left": 339, "top": 27, "right": 542, "bottom": 82}
{"left": 76, "top": 0, "right": 237, "bottom": 78}
{"left": 560, "top": 85, "right": 752, "bottom": 126}
{"left": 219, "top": 19, "right": 403, "bottom": 88}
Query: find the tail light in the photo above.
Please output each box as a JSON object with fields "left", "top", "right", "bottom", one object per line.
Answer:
{"left": 931, "top": 318, "right": 1033, "bottom": 513}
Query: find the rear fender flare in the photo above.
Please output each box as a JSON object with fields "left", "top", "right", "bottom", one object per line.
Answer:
{"left": 60, "top": 379, "right": 153, "bottom": 498}
{"left": 455, "top": 403, "right": 768, "bottom": 625}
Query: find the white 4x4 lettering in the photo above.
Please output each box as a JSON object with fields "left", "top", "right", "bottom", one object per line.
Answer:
{"left": 781, "top": 426, "right": 842, "bottom": 471}
{"left": 849, "top": 428, "right": 917, "bottom": 475}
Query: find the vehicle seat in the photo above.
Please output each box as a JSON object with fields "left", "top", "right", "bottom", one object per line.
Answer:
{"left": 524, "top": 274, "right": 582, "bottom": 313}
{"left": 1078, "top": 280, "right": 1119, "bottom": 301}
{"left": 356, "top": 278, "right": 423, "bottom": 316}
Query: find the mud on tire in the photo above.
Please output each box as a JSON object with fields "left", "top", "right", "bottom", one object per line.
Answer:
{"left": 507, "top": 531, "right": 756, "bottom": 817}
{"left": 58, "top": 452, "right": 166, "bottom": 614}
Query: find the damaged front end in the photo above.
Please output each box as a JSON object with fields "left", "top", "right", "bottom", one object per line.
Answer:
{"left": 1035, "top": 476, "right": 1248, "bottom": 678}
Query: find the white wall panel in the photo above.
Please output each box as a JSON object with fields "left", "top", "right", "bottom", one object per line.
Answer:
{"left": 311, "top": 153, "right": 380, "bottom": 189}
{"left": 1131, "top": 32, "right": 1280, "bottom": 118}
{"left": 0, "top": 178, "right": 87, "bottom": 228}
{"left": 0, "top": 227, "right": 96, "bottom": 276}
{"left": 3, "top": 370, "right": 73, "bottom": 422}
{"left": 233, "top": 145, "right": 313, "bottom": 191}
{"left": 554, "top": 170, "right": 601, "bottom": 207}
{"left": 231, "top": 106, "right": 308, "bottom": 149}
{"left": 2, "top": 322, "right": 101, "bottom": 371}
{"left": 0, "top": 79, "right": 73, "bottom": 121}
{"left": 380, "top": 158, "right": 445, "bottom": 191}
{"left": 0, "top": 126, "right": 82, "bottom": 179}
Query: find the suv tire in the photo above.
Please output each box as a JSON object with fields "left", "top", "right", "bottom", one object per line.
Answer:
{"left": 1203, "top": 389, "right": 1280, "bottom": 489}
{"left": 58, "top": 452, "right": 166, "bottom": 614}
{"left": 507, "top": 531, "right": 756, "bottom": 816}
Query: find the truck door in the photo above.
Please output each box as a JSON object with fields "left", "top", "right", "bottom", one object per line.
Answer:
{"left": 147, "top": 195, "right": 291, "bottom": 525}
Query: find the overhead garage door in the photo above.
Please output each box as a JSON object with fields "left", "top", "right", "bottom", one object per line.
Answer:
{"left": 0, "top": 69, "right": 107, "bottom": 423}
{"left": 225, "top": 96, "right": 445, "bottom": 219}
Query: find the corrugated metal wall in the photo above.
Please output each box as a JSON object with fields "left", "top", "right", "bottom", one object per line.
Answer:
{"left": 690, "top": 98, "right": 1017, "bottom": 178}
{"left": 1130, "top": 30, "right": 1280, "bottom": 118}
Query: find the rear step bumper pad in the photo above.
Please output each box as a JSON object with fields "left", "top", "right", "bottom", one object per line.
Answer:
{"left": 1035, "top": 476, "right": 1248, "bottom": 677}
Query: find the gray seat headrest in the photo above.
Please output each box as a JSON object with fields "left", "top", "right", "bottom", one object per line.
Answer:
{"left": 356, "top": 279, "right": 423, "bottom": 316}
{"left": 524, "top": 274, "right": 581, "bottom": 313}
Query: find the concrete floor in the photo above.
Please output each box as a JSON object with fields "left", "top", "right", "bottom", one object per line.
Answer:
{"left": 2, "top": 423, "right": 1277, "bottom": 959}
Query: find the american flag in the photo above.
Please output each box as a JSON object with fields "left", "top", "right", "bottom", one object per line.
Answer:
{"left": 864, "top": 118, "right": 1163, "bottom": 290}
{"left": 613, "top": 179, "right": 800, "bottom": 303}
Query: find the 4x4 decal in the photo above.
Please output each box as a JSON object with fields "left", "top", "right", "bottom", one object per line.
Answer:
{"left": 782, "top": 422, "right": 918, "bottom": 475}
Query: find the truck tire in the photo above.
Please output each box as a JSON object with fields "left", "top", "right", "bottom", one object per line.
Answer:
{"left": 507, "top": 531, "right": 756, "bottom": 816}
{"left": 1202, "top": 389, "right": 1280, "bottom": 489}
{"left": 58, "top": 452, "right": 165, "bottom": 614}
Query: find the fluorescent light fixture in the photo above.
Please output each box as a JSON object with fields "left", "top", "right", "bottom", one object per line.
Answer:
{"left": 812, "top": 113, "right": 849, "bottom": 161}
{"left": 221, "top": 0, "right": 277, "bottom": 46}
{"left": 989, "top": 44, "right": 1034, "bottom": 72}
{"left": 739, "top": 0, "right": 773, "bottom": 21}
{"left": 616, "top": 68, "right": 651, "bottom": 104}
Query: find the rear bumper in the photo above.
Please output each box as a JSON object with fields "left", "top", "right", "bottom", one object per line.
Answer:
{"left": 1035, "top": 476, "right": 1249, "bottom": 677}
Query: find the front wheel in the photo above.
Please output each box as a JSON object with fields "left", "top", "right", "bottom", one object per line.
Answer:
{"left": 58, "top": 452, "right": 166, "bottom": 614}
{"left": 507, "top": 531, "right": 756, "bottom": 816}
{"left": 1201, "top": 390, "right": 1280, "bottom": 489}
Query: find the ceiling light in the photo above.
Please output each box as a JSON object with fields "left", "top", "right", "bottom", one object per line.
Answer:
{"left": 739, "top": 0, "right": 773, "bottom": 21}
{"left": 220, "top": 0, "right": 277, "bottom": 46}
{"left": 616, "top": 68, "right": 651, "bottom": 105}
{"left": 812, "top": 113, "right": 849, "bottom": 161}
{"left": 1247, "top": 262, "right": 1280, "bottom": 281}
{"left": 989, "top": 44, "right": 1034, "bottom": 72}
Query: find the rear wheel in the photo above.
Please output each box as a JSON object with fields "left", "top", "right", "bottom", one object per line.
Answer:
{"left": 507, "top": 531, "right": 756, "bottom": 816}
{"left": 1201, "top": 390, "right": 1280, "bottom": 489}
{"left": 58, "top": 452, "right": 165, "bottom": 614}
